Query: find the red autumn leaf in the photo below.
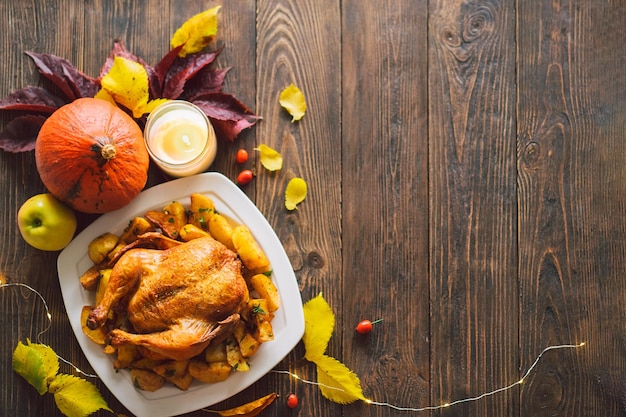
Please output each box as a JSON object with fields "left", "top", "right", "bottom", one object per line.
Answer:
{"left": 161, "top": 46, "right": 223, "bottom": 99}
{"left": 154, "top": 45, "right": 184, "bottom": 96}
{"left": 180, "top": 66, "right": 230, "bottom": 101}
{"left": 0, "top": 86, "right": 66, "bottom": 113}
{"left": 192, "top": 93, "right": 260, "bottom": 142}
{"left": 25, "top": 51, "right": 99, "bottom": 100}
{"left": 0, "top": 114, "right": 47, "bottom": 152}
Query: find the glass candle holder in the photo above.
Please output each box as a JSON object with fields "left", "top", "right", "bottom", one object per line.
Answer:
{"left": 144, "top": 100, "right": 217, "bottom": 177}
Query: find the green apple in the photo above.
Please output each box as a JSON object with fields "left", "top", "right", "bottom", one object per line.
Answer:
{"left": 18, "top": 193, "right": 77, "bottom": 251}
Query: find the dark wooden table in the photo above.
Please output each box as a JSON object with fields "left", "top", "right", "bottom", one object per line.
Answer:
{"left": 2, "top": 1, "right": 625, "bottom": 416}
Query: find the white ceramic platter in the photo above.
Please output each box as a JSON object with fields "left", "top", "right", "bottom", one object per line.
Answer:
{"left": 57, "top": 172, "right": 304, "bottom": 417}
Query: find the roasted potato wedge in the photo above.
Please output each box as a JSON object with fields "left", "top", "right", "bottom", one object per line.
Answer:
{"left": 205, "top": 341, "right": 228, "bottom": 363}
{"left": 188, "top": 360, "right": 231, "bottom": 383}
{"left": 231, "top": 225, "right": 270, "bottom": 272}
{"left": 189, "top": 193, "right": 216, "bottom": 230}
{"left": 115, "top": 344, "right": 139, "bottom": 369}
{"left": 249, "top": 274, "right": 280, "bottom": 312}
{"left": 145, "top": 201, "right": 187, "bottom": 239}
{"left": 87, "top": 233, "right": 119, "bottom": 264}
{"left": 208, "top": 213, "right": 235, "bottom": 250}
{"left": 79, "top": 265, "right": 102, "bottom": 291}
{"left": 179, "top": 223, "right": 212, "bottom": 241}
{"left": 248, "top": 299, "right": 275, "bottom": 342}
{"left": 119, "top": 217, "right": 154, "bottom": 244}
{"left": 130, "top": 357, "right": 164, "bottom": 370}
{"left": 225, "top": 336, "right": 250, "bottom": 372}
{"left": 130, "top": 369, "right": 165, "bottom": 392}
{"left": 153, "top": 360, "right": 189, "bottom": 379}
{"left": 167, "top": 372, "right": 194, "bottom": 391}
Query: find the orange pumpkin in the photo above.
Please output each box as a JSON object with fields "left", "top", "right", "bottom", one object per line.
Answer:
{"left": 35, "top": 97, "right": 150, "bottom": 214}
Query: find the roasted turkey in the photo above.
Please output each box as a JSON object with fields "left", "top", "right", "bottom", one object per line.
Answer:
{"left": 87, "top": 233, "right": 249, "bottom": 361}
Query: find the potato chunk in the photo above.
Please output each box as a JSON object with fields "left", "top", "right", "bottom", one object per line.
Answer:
{"left": 130, "top": 369, "right": 165, "bottom": 392}
{"left": 231, "top": 226, "right": 270, "bottom": 272}
{"left": 87, "top": 233, "right": 119, "bottom": 264}
{"left": 188, "top": 360, "right": 231, "bottom": 383}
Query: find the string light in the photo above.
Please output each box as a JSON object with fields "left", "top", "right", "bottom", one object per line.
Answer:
{"left": 3, "top": 281, "right": 587, "bottom": 409}
{"left": 1, "top": 282, "right": 98, "bottom": 378}
{"left": 276, "top": 342, "right": 586, "bottom": 412}
{"left": 272, "top": 370, "right": 346, "bottom": 392}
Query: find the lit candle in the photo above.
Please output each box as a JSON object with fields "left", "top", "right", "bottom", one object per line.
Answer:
{"left": 144, "top": 100, "right": 217, "bottom": 177}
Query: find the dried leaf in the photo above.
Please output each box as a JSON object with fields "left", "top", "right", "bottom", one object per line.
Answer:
{"left": 315, "top": 355, "right": 366, "bottom": 404}
{"left": 285, "top": 177, "right": 307, "bottom": 211}
{"left": 193, "top": 93, "right": 260, "bottom": 142}
{"left": 302, "top": 293, "right": 334, "bottom": 361}
{"left": 162, "top": 47, "right": 223, "bottom": 99}
{"left": 49, "top": 374, "right": 113, "bottom": 417}
{"left": 0, "top": 115, "right": 47, "bottom": 152}
{"left": 0, "top": 86, "right": 66, "bottom": 113}
{"left": 25, "top": 51, "right": 99, "bottom": 100}
{"left": 279, "top": 83, "right": 306, "bottom": 122}
{"left": 215, "top": 393, "right": 277, "bottom": 417}
{"left": 255, "top": 144, "right": 283, "bottom": 171}
{"left": 171, "top": 6, "right": 221, "bottom": 57}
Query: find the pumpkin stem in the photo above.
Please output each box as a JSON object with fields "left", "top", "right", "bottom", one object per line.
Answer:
{"left": 100, "top": 144, "right": 117, "bottom": 160}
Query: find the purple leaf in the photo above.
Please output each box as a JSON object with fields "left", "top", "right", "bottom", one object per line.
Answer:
{"left": 162, "top": 47, "right": 223, "bottom": 99}
{"left": 0, "top": 86, "right": 66, "bottom": 113}
{"left": 25, "top": 51, "right": 77, "bottom": 100}
{"left": 0, "top": 114, "right": 47, "bottom": 152}
{"left": 61, "top": 63, "right": 100, "bottom": 98}
{"left": 180, "top": 67, "right": 230, "bottom": 101}
{"left": 24, "top": 51, "right": 99, "bottom": 99}
{"left": 154, "top": 45, "right": 184, "bottom": 96}
{"left": 192, "top": 93, "right": 260, "bottom": 142}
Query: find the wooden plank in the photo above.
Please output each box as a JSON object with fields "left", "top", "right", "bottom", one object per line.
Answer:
{"left": 79, "top": 1, "right": 171, "bottom": 414}
{"left": 517, "top": 0, "right": 626, "bottom": 415}
{"left": 0, "top": 1, "right": 86, "bottom": 416}
{"left": 254, "top": 0, "right": 342, "bottom": 415}
{"left": 428, "top": 1, "right": 518, "bottom": 415}
{"left": 341, "top": 0, "right": 430, "bottom": 414}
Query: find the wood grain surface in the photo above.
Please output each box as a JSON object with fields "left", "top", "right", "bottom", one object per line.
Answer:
{"left": 1, "top": 1, "right": 625, "bottom": 416}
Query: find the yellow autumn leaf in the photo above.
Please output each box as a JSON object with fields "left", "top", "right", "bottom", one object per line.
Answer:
{"left": 171, "top": 6, "right": 221, "bottom": 57}
{"left": 100, "top": 56, "right": 168, "bottom": 118}
{"left": 12, "top": 341, "right": 50, "bottom": 395}
{"left": 93, "top": 88, "right": 116, "bottom": 105}
{"left": 315, "top": 355, "right": 367, "bottom": 404}
{"left": 279, "top": 83, "right": 306, "bottom": 122}
{"left": 285, "top": 177, "right": 307, "bottom": 210}
{"left": 302, "top": 293, "right": 334, "bottom": 361}
{"left": 255, "top": 144, "right": 283, "bottom": 171}
{"left": 215, "top": 392, "right": 277, "bottom": 416}
{"left": 28, "top": 341, "right": 59, "bottom": 389}
{"left": 49, "top": 374, "right": 113, "bottom": 417}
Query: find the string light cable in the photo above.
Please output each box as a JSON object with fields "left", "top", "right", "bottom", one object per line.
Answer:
{"left": 274, "top": 342, "right": 586, "bottom": 412}
{"left": 3, "top": 280, "right": 586, "bottom": 410}
{"left": 1, "top": 281, "right": 98, "bottom": 378}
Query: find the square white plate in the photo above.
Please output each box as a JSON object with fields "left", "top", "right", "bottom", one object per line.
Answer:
{"left": 57, "top": 172, "right": 304, "bottom": 417}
